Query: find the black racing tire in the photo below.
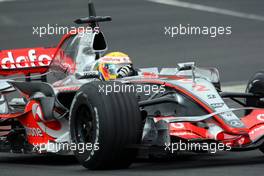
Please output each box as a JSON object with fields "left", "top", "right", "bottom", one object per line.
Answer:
{"left": 246, "top": 70, "right": 264, "bottom": 112}
{"left": 69, "top": 81, "right": 142, "bottom": 170}
{"left": 246, "top": 71, "right": 264, "bottom": 154}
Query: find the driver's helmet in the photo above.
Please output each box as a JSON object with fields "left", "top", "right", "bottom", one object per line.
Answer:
{"left": 93, "top": 52, "right": 132, "bottom": 80}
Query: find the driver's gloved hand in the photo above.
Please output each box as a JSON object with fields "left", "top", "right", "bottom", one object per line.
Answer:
{"left": 117, "top": 65, "right": 137, "bottom": 78}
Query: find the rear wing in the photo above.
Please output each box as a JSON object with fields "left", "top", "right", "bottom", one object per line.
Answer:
{"left": 0, "top": 47, "right": 56, "bottom": 76}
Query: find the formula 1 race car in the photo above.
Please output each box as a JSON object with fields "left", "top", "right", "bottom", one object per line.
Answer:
{"left": 1, "top": 1, "right": 264, "bottom": 170}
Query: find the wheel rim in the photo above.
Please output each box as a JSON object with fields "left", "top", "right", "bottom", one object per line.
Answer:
{"left": 75, "top": 104, "right": 94, "bottom": 144}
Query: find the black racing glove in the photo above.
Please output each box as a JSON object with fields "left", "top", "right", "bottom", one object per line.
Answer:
{"left": 117, "top": 65, "right": 137, "bottom": 78}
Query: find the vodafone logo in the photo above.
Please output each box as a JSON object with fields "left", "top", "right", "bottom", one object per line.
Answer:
{"left": 0, "top": 49, "right": 52, "bottom": 69}
{"left": 257, "top": 114, "right": 264, "bottom": 121}
{"left": 25, "top": 127, "right": 43, "bottom": 137}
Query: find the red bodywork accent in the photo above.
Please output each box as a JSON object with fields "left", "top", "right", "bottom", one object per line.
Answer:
{"left": 0, "top": 47, "right": 56, "bottom": 76}
{"left": 0, "top": 100, "right": 62, "bottom": 146}
{"left": 21, "top": 101, "right": 55, "bottom": 145}
{"left": 0, "top": 30, "right": 78, "bottom": 77}
{"left": 241, "top": 109, "right": 264, "bottom": 141}
{"left": 19, "top": 100, "right": 59, "bottom": 145}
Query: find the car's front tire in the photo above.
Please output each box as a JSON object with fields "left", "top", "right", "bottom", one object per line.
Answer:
{"left": 69, "top": 81, "right": 142, "bottom": 170}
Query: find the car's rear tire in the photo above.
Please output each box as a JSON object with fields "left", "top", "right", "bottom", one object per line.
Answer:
{"left": 246, "top": 71, "right": 264, "bottom": 154}
{"left": 69, "top": 81, "right": 142, "bottom": 170}
{"left": 246, "top": 70, "right": 264, "bottom": 110}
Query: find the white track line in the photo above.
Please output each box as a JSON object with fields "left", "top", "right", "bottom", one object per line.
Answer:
{"left": 148, "top": 0, "right": 264, "bottom": 22}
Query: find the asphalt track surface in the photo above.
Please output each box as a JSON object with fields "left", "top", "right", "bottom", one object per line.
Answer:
{"left": 0, "top": 0, "right": 264, "bottom": 175}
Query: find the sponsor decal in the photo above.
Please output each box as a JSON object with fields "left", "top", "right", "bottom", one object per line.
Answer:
{"left": 224, "top": 112, "right": 233, "bottom": 117}
{"left": 207, "top": 94, "right": 216, "bottom": 99}
{"left": 229, "top": 120, "right": 244, "bottom": 128}
{"left": 0, "top": 49, "right": 52, "bottom": 69}
{"left": 101, "top": 56, "right": 131, "bottom": 64}
{"left": 210, "top": 103, "right": 224, "bottom": 109}
{"left": 25, "top": 127, "right": 43, "bottom": 137}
